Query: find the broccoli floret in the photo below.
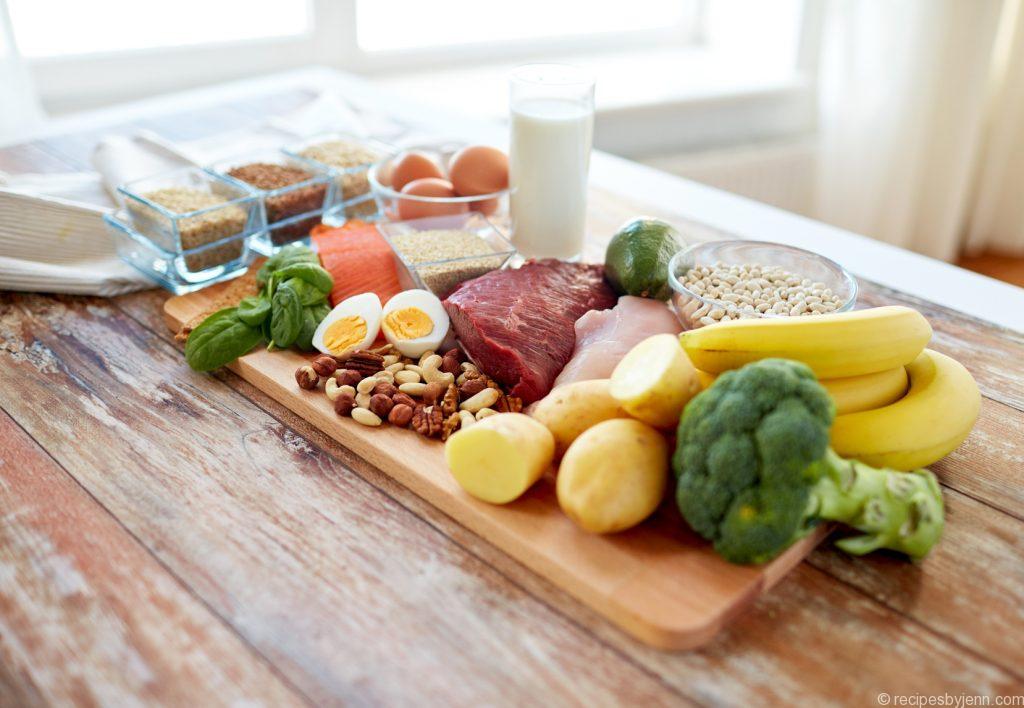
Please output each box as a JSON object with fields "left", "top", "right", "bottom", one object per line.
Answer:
{"left": 674, "top": 359, "right": 944, "bottom": 564}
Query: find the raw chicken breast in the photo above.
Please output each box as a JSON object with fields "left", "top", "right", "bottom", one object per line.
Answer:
{"left": 553, "top": 296, "right": 682, "bottom": 388}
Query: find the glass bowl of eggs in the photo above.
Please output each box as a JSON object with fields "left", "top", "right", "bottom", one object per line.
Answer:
{"left": 368, "top": 142, "right": 509, "bottom": 221}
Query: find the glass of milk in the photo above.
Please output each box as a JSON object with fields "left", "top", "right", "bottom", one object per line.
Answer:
{"left": 509, "top": 64, "right": 595, "bottom": 260}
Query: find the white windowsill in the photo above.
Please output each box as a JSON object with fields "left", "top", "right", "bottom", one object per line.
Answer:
{"left": 372, "top": 46, "right": 815, "bottom": 158}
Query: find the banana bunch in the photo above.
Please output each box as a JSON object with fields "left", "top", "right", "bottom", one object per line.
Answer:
{"left": 682, "top": 306, "right": 980, "bottom": 469}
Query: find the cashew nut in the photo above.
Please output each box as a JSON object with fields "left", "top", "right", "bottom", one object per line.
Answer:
{"left": 460, "top": 388, "right": 500, "bottom": 413}
{"left": 325, "top": 378, "right": 355, "bottom": 402}
{"left": 419, "top": 354, "right": 455, "bottom": 386}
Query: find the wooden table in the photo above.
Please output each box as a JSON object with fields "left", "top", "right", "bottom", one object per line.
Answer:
{"left": 1, "top": 69, "right": 1023, "bottom": 707}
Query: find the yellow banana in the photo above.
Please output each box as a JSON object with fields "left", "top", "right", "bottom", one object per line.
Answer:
{"left": 821, "top": 366, "right": 909, "bottom": 415}
{"left": 830, "top": 349, "right": 980, "bottom": 470}
{"left": 680, "top": 305, "right": 932, "bottom": 378}
{"left": 697, "top": 366, "right": 909, "bottom": 415}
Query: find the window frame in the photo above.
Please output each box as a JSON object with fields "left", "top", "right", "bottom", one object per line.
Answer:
{"left": 20, "top": 0, "right": 706, "bottom": 111}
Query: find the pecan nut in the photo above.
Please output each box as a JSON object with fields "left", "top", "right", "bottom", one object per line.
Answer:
{"left": 412, "top": 405, "right": 444, "bottom": 438}
{"left": 345, "top": 350, "right": 385, "bottom": 376}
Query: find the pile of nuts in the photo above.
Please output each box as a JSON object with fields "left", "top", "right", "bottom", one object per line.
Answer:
{"left": 294, "top": 343, "right": 522, "bottom": 440}
{"left": 679, "top": 261, "right": 846, "bottom": 326}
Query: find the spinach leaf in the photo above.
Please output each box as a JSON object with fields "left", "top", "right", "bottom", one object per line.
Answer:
{"left": 281, "top": 276, "right": 325, "bottom": 307}
{"left": 257, "top": 244, "right": 319, "bottom": 285}
{"left": 294, "top": 307, "right": 321, "bottom": 351}
{"left": 236, "top": 295, "right": 271, "bottom": 327}
{"left": 273, "top": 262, "right": 333, "bottom": 295}
{"left": 270, "top": 282, "right": 303, "bottom": 348}
{"left": 185, "top": 308, "right": 263, "bottom": 372}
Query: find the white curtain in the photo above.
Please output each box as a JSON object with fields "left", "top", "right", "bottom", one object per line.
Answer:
{"left": 814, "top": 0, "right": 1024, "bottom": 261}
{"left": 0, "top": 0, "right": 43, "bottom": 139}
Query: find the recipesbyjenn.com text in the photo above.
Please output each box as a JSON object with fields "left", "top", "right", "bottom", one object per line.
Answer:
{"left": 877, "top": 694, "right": 1024, "bottom": 707}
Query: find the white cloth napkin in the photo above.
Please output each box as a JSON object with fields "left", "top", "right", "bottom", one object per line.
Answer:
{"left": 0, "top": 92, "right": 368, "bottom": 296}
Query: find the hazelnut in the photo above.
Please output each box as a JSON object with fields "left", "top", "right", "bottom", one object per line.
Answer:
{"left": 334, "top": 369, "right": 362, "bottom": 387}
{"left": 388, "top": 403, "right": 414, "bottom": 427}
{"left": 392, "top": 392, "right": 417, "bottom": 409}
{"left": 295, "top": 365, "right": 319, "bottom": 390}
{"left": 369, "top": 393, "right": 394, "bottom": 418}
{"left": 372, "top": 381, "right": 398, "bottom": 398}
{"left": 441, "top": 349, "right": 462, "bottom": 376}
{"left": 333, "top": 391, "right": 355, "bottom": 416}
{"left": 311, "top": 355, "right": 338, "bottom": 377}
{"left": 422, "top": 381, "right": 447, "bottom": 406}
{"left": 458, "top": 378, "right": 487, "bottom": 398}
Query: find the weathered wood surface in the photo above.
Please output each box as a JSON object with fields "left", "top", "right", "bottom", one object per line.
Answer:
{"left": 1, "top": 89, "right": 1023, "bottom": 705}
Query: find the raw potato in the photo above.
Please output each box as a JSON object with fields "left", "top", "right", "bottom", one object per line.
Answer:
{"left": 530, "top": 379, "right": 629, "bottom": 458}
{"left": 557, "top": 419, "right": 668, "bottom": 534}
{"left": 609, "top": 333, "right": 702, "bottom": 428}
{"left": 445, "top": 413, "right": 554, "bottom": 504}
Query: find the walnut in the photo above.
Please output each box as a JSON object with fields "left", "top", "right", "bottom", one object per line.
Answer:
{"left": 412, "top": 405, "right": 444, "bottom": 438}
{"left": 506, "top": 396, "right": 523, "bottom": 413}
{"left": 411, "top": 404, "right": 429, "bottom": 435}
{"left": 441, "top": 412, "right": 461, "bottom": 441}
{"left": 440, "top": 383, "right": 459, "bottom": 417}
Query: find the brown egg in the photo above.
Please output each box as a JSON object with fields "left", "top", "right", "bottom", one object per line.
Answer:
{"left": 390, "top": 151, "right": 445, "bottom": 191}
{"left": 398, "top": 178, "right": 468, "bottom": 220}
{"left": 448, "top": 145, "right": 509, "bottom": 196}
{"left": 470, "top": 197, "right": 499, "bottom": 216}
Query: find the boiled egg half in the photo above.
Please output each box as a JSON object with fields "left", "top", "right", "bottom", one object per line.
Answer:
{"left": 313, "top": 292, "right": 382, "bottom": 358}
{"left": 381, "top": 289, "right": 449, "bottom": 358}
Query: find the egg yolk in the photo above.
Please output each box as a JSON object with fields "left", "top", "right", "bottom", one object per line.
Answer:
{"left": 323, "top": 316, "right": 368, "bottom": 354}
{"left": 383, "top": 307, "right": 434, "bottom": 340}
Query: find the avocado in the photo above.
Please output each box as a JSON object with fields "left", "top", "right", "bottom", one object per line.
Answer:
{"left": 604, "top": 217, "right": 682, "bottom": 300}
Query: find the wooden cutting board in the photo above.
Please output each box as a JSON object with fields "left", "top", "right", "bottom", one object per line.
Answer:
{"left": 164, "top": 277, "right": 825, "bottom": 650}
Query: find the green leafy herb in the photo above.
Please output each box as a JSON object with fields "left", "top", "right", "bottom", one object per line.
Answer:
{"left": 273, "top": 262, "right": 333, "bottom": 295}
{"left": 294, "top": 305, "right": 324, "bottom": 351}
{"left": 270, "top": 282, "right": 303, "bottom": 348}
{"left": 185, "top": 308, "right": 264, "bottom": 372}
{"left": 236, "top": 295, "right": 271, "bottom": 327}
{"left": 281, "top": 277, "right": 324, "bottom": 307}
{"left": 186, "top": 244, "right": 334, "bottom": 371}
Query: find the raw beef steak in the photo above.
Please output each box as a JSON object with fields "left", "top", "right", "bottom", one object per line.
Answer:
{"left": 443, "top": 259, "right": 616, "bottom": 403}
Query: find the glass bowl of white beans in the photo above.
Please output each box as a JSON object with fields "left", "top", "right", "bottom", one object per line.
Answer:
{"left": 668, "top": 240, "right": 857, "bottom": 330}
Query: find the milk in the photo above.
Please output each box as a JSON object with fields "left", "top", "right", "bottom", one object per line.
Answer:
{"left": 509, "top": 98, "right": 594, "bottom": 260}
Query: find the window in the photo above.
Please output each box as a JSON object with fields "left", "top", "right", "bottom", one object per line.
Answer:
{"left": 8, "top": 0, "right": 311, "bottom": 58}
{"left": 356, "top": 0, "right": 695, "bottom": 53}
